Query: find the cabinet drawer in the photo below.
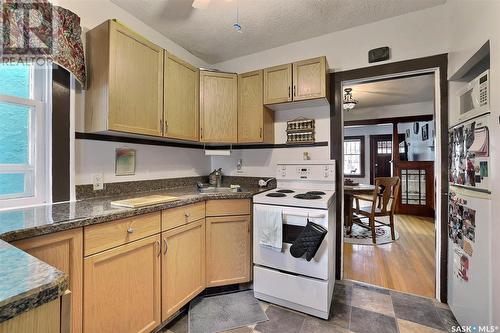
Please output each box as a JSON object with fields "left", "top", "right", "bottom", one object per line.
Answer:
{"left": 206, "top": 199, "right": 251, "bottom": 216}
{"left": 162, "top": 202, "right": 205, "bottom": 231}
{"left": 84, "top": 212, "right": 161, "bottom": 256}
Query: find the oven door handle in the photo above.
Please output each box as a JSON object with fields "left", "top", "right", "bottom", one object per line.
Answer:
{"left": 282, "top": 211, "right": 326, "bottom": 219}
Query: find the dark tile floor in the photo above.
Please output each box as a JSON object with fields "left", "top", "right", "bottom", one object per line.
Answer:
{"left": 163, "top": 280, "right": 459, "bottom": 333}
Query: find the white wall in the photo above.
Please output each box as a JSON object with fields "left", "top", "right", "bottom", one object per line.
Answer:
{"left": 211, "top": 5, "right": 449, "bottom": 178}
{"left": 212, "top": 105, "right": 330, "bottom": 177}
{"left": 344, "top": 124, "right": 393, "bottom": 184}
{"left": 52, "top": 0, "right": 211, "bottom": 185}
{"left": 75, "top": 140, "right": 210, "bottom": 185}
{"left": 446, "top": 0, "right": 500, "bottom": 325}
{"left": 344, "top": 102, "right": 434, "bottom": 122}
{"left": 398, "top": 121, "right": 435, "bottom": 162}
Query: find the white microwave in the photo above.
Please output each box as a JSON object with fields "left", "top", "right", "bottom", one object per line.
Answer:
{"left": 458, "top": 70, "right": 490, "bottom": 122}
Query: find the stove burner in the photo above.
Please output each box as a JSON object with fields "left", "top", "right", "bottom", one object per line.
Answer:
{"left": 277, "top": 189, "right": 295, "bottom": 193}
{"left": 306, "top": 191, "right": 326, "bottom": 196}
{"left": 266, "top": 192, "right": 287, "bottom": 197}
{"left": 294, "top": 193, "right": 322, "bottom": 200}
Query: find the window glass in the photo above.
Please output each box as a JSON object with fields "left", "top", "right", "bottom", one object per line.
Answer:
{"left": 0, "top": 64, "right": 31, "bottom": 98}
{"left": 0, "top": 102, "right": 31, "bottom": 164}
{"left": 344, "top": 138, "right": 363, "bottom": 176}
{"left": 0, "top": 173, "right": 33, "bottom": 198}
{"left": 0, "top": 63, "right": 42, "bottom": 203}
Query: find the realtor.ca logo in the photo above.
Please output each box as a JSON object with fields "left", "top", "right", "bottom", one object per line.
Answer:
{"left": 452, "top": 326, "right": 499, "bottom": 332}
{"left": 1, "top": 1, "right": 53, "bottom": 58}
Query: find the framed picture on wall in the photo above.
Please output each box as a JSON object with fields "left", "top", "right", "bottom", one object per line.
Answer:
{"left": 115, "top": 148, "right": 136, "bottom": 176}
{"left": 413, "top": 122, "right": 420, "bottom": 134}
{"left": 422, "top": 124, "right": 429, "bottom": 141}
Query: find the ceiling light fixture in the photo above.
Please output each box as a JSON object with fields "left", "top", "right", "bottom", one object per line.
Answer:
{"left": 343, "top": 88, "right": 358, "bottom": 111}
{"left": 233, "top": 0, "right": 242, "bottom": 32}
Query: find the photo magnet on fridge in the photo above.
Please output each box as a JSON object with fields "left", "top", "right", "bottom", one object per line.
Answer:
{"left": 480, "top": 161, "right": 488, "bottom": 177}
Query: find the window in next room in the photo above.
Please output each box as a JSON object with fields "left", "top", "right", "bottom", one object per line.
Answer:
{"left": 344, "top": 136, "right": 365, "bottom": 178}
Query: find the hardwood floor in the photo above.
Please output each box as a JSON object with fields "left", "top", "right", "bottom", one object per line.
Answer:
{"left": 343, "top": 214, "right": 435, "bottom": 298}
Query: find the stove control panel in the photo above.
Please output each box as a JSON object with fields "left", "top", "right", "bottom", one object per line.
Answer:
{"left": 297, "top": 167, "right": 311, "bottom": 179}
{"left": 277, "top": 163, "right": 335, "bottom": 181}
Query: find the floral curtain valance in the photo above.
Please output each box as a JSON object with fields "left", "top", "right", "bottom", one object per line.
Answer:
{"left": 1, "top": 0, "right": 86, "bottom": 86}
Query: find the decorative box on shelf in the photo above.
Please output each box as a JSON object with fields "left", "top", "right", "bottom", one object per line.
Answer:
{"left": 286, "top": 117, "right": 315, "bottom": 144}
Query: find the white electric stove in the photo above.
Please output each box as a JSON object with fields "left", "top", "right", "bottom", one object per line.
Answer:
{"left": 253, "top": 160, "right": 336, "bottom": 319}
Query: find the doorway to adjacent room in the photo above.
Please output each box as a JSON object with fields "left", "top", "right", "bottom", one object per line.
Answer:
{"left": 332, "top": 57, "right": 448, "bottom": 300}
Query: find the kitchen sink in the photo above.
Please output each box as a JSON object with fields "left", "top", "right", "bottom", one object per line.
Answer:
{"left": 198, "top": 186, "right": 240, "bottom": 194}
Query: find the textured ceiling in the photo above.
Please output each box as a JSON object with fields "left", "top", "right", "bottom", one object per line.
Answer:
{"left": 345, "top": 74, "right": 435, "bottom": 109}
{"left": 111, "top": 0, "right": 446, "bottom": 64}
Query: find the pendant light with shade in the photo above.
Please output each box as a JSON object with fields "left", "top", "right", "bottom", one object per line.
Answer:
{"left": 343, "top": 88, "right": 358, "bottom": 111}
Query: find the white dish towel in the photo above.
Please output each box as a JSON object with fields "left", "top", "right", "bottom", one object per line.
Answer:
{"left": 255, "top": 206, "right": 283, "bottom": 251}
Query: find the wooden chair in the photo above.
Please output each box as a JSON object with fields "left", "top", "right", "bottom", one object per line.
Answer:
{"left": 352, "top": 177, "right": 401, "bottom": 244}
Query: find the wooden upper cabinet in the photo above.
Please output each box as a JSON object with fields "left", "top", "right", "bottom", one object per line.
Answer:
{"left": 263, "top": 64, "right": 292, "bottom": 104}
{"left": 238, "top": 70, "right": 274, "bottom": 144}
{"left": 199, "top": 71, "right": 238, "bottom": 143}
{"left": 293, "top": 56, "right": 327, "bottom": 101}
{"left": 263, "top": 57, "right": 329, "bottom": 107}
{"left": 13, "top": 228, "right": 83, "bottom": 333}
{"left": 83, "top": 235, "right": 161, "bottom": 333}
{"left": 164, "top": 53, "right": 199, "bottom": 141}
{"left": 85, "top": 20, "right": 163, "bottom": 137}
{"left": 162, "top": 220, "right": 205, "bottom": 320}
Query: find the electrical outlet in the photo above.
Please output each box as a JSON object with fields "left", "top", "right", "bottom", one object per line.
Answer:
{"left": 236, "top": 159, "right": 243, "bottom": 173}
{"left": 92, "top": 173, "right": 104, "bottom": 191}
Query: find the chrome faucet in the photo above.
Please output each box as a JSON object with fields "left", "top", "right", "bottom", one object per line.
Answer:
{"left": 209, "top": 168, "right": 222, "bottom": 187}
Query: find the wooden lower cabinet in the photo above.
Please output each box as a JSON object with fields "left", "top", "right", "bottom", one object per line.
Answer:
{"left": 13, "top": 228, "right": 83, "bottom": 333}
{"left": 83, "top": 235, "right": 161, "bottom": 333}
{"left": 206, "top": 215, "right": 251, "bottom": 287}
{"left": 0, "top": 298, "right": 61, "bottom": 333}
{"left": 162, "top": 219, "right": 205, "bottom": 321}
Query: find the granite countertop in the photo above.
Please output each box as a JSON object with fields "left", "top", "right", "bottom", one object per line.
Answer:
{"left": 0, "top": 240, "right": 68, "bottom": 323}
{"left": 0, "top": 185, "right": 271, "bottom": 323}
{"left": 0, "top": 185, "right": 271, "bottom": 243}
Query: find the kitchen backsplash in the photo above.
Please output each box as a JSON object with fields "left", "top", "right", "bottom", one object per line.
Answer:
{"left": 76, "top": 175, "right": 276, "bottom": 200}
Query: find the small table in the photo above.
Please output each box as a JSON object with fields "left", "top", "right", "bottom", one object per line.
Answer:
{"left": 344, "top": 184, "right": 375, "bottom": 234}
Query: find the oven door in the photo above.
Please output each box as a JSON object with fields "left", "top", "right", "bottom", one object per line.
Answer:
{"left": 253, "top": 204, "right": 329, "bottom": 280}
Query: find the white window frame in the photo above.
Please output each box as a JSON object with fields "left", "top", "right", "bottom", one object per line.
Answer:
{"left": 0, "top": 63, "right": 52, "bottom": 209}
{"left": 343, "top": 137, "right": 364, "bottom": 177}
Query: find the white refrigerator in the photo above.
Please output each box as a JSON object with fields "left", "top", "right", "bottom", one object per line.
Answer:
{"left": 448, "top": 112, "right": 492, "bottom": 326}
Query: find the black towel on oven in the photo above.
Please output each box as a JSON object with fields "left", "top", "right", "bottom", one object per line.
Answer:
{"left": 290, "top": 220, "right": 327, "bottom": 261}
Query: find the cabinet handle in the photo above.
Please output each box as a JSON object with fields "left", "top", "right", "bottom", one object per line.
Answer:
{"left": 165, "top": 120, "right": 168, "bottom": 133}
{"left": 127, "top": 227, "right": 134, "bottom": 234}
{"left": 200, "top": 128, "right": 203, "bottom": 139}
{"left": 293, "top": 85, "right": 296, "bottom": 97}
{"left": 155, "top": 240, "right": 161, "bottom": 257}
{"left": 163, "top": 238, "right": 168, "bottom": 254}
{"left": 288, "top": 86, "right": 291, "bottom": 98}
{"left": 259, "top": 127, "right": 263, "bottom": 138}
{"left": 184, "top": 212, "right": 190, "bottom": 219}
{"left": 160, "top": 119, "right": 164, "bottom": 133}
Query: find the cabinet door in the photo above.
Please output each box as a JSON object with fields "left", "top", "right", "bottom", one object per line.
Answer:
{"left": 206, "top": 215, "right": 251, "bottom": 287}
{"left": 292, "top": 57, "right": 326, "bottom": 101}
{"left": 0, "top": 298, "right": 60, "bottom": 333}
{"left": 200, "top": 71, "right": 238, "bottom": 143}
{"left": 13, "top": 228, "right": 83, "bottom": 333}
{"left": 238, "top": 70, "right": 265, "bottom": 143}
{"left": 83, "top": 235, "right": 161, "bottom": 333}
{"left": 162, "top": 220, "right": 205, "bottom": 321}
{"left": 263, "top": 64, "right": 292, "bottom": 104}
{"left": 164, "top": 53, "right": 199, "bottom": 141}
{"left": 108, "top": 21, "right": 163, "bottom": 136}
